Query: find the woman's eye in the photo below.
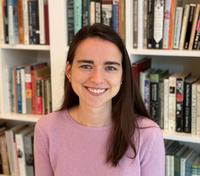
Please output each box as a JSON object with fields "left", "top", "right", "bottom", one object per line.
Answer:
{"left": 80, "top": 65, "right": 92, "bottom": 69}
{"left": 105, "top": 66, "right": 117, "bottom": 71}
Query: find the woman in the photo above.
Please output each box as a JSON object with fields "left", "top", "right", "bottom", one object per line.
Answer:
{"left": 34, "top": 23, "right": 165, "bottom": 176}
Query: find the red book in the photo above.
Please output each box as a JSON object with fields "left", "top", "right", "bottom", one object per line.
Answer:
{"left": 131, "top": 57, "right": 151, "bottom": 88}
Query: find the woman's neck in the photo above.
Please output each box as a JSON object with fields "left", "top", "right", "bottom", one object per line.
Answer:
{"left": 69, "top": 105, "right": 112, "bottom": 127}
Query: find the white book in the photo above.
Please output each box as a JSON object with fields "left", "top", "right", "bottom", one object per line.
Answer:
{"left": 23, "top": 0, "right": 29, "bottom": 44}
{"left": 196, "top": 81, "right": 200, "bottom": 136}
{"left": 138, "top": 0, "right": 144, "bottom": 48}
{"left": 20, "top": 67, "right": 26, "bottom": 114}
{"left": 179, "top": 4, "right": 190, "bottom": 50}
{"left": 173, "top": 7, "right": 183, "bottom": 49}
{"left": 15, "top": 126, "right": 34, "bottom": 176}
{"left": 163, "top": 0, "right": 172, "bottom": 49}
{"left": 191, "top": 80, "right": 199, "bottom": 135}
{"left": 164, "top": 78, "right": 169, "bottom": 131}
{"left": 5, "top": 125, "right": 27, "bottom": 176}
{"left": 90, "top": 1, "right": 95, "bottom": 25}
{"left": 168, "top": 74, "right": 177, "bottom": 131}
{"left": 38, "top": 0, "right": 45, "bottom": 44}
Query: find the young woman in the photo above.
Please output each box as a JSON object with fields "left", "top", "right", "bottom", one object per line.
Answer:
{"left": 34, "top": 23, "right": 165, "bottom": 176}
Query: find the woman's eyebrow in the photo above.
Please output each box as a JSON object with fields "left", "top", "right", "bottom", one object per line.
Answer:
{"left": 104, "top": 61, "right": 121, "bottom": 66}
{"left": 76, "top": 59, "right": 93, "bottom": 64}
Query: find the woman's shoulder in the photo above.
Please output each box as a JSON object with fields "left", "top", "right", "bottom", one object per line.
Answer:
{"left": 35, "top": 109, "right": 69, "bottom": 130}
{"left": 135, "top": 116, "right": 163, "bottom": 144}
{"left": 136, "top": 116, "right": 159, "bottom": 129}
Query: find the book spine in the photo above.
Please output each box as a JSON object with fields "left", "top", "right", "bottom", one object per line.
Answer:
{"left": 36, "top": 79, "right": 43, "bottom": 114}
{"left": 0, "top": 135, "right": 10, "bottom": 175}
{"left": 74, "top": 0, "right": 82, "bottom": 34}
{"left": 118, "top": 0, "right": 125, "bottom": 42}
{"left": 17, "top": 0, "right": 24, "bottom": 44}
{"left": 24, "top": 133, "right": 34, "bottom": 176}
{"left": 168, "top": 0, "right": 176, "bottom": 49}
{"left": 28, "top": 0, "right": 40, "bottom": 44}
{"left": 3, "top": 0, "right": 9, "bottom": 43}
{"left": 179, "top": 4, "right": 190, "bottom": 50}
{"left": 184, "top": 82, "right": 192, "bottom": 133}
{"left": 196, "top": 83, "right": 200, "bottom": 136}
{"left": 0, "top": 0, "right": 5, "bottom": 44}
{"left": 67, "top": 0, "right": 74, "bottom": 45}
{"left": 95, "top": 0, "right": 101, "bottom": 23}
{"left": 189, "top": 4, "right": 200, "bottom": 50}
{"left": 184, "top": 4, "right": 196, "bottom": 49}
{"left": 159, "top": 81, "right": 164, "bottom": 129}
{"left": 164, "top": 78, "right": 169, "bottom": 131}
{"left": 147, "top": 0, "right": 154, "bottom": 48}
{"left": 90, "top": 0, "right": 95, "bottom": 25}
{"left": 44, "top": 0, "right": 49, "bottom": 44}
{"left": 143, "top": 0, "right": 147, "bottom": 48}
{"left": 38, "top": 0, "right": 45, "bottom": 44}
{"left": 20, "top": 67, "right": 26, "bottom": 114}
{"left": 23, "top": 0, "right": 29, "bottom": 44}
{"left": 168, "top": 76, "right": 176, "bottom": 131}
{"left": 138, "top": 0, "right": 144, "bottom": 48}
{"left": 133, "top": 0, "right": 138, "bottom": 48}
{"left": 45, "top": 78, "right": 52, "bottom": 113}
{"left": 153, "top": 0, "right": 164, "bottom": 49}
{"left": 173, "top": 7, "right": 183, "bottom": 49}
{"left": 16, "top": 67, "right": 22, "bottom": 113}
{"left": 25, "top": 66, "right": 32, "bottom": 114}
{"left": 112, "top": 0, "right": 119, "bottom": 33}
{"left": 15, "top": 134, "right": 27, "bottom": 176}
{"left": 175, "top": 78, "right": 184, "bottom": 132}
{"left": 163, "top": 0, "right": 171, "bottom": 49}
{"left": 82, "top": 0, "right": 90, "bottom": 27}
{"left": 193, "top": 14, "right": 200, "bottom": 49}
{"left": 101, "top": 0, "right": 112, "bottom": 26}
{"left": 191, "top": 83, "right": 197, "bottom": 135}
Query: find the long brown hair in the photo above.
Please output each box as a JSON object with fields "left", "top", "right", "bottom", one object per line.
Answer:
{"left": 59, "top": 23, "right": 150, "bottom": 166}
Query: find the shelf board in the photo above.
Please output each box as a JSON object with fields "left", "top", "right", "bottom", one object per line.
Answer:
{"left": 0, "top": 113, "right": 41, "bottom": 122}
{"left": 163, "top": 130, "right": 200, "bottom": 144}
{"left": 128, "top": 49, "right": 200, "bottom": 57}
{"left": 0, "top": 44, "right": 50, "bottom": 51}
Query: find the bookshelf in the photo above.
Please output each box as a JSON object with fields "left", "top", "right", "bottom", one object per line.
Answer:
{"left": 0, "top": 0, "right": 200, "bottom": 175}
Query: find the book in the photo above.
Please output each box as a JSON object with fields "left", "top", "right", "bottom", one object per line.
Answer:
{"left": 175, "top": 72, "right": 191, "bottom": 132}
{"left": 5, "top": 125, "right": 28, "bottom": 176}
{"left": 184, "top": 76, "right": 198, "bottom": 133}
{"left": 15, "top": 126, "right": 34, "bottom": 176}
{"left": 101, "top": 0, "right": 112, "bottom": 27}
{"left": 184, "top": 4, "right": 196, "bottom": 49}
{"left": 67, "top": 0, "right": 74, "bottom": 45}
{"left": 147, "top": 0, "right": 154, "bottom": 48}
{"left": 189, "top": 4, "right": 200, "bottom": 50}
{"left": 0, "top": 134, "right": 10, "bottom": 175}
{"left": 152, "top": 0, "right": 164, "bottom": 49}
{"left": 131, "top": 57, "right": 151, "bottom": 88}
{"left": 179, "top": 4, "right": 190, "bottom": 50}
{"left": 173, "top": 6, "right": 183, "bottom": 49}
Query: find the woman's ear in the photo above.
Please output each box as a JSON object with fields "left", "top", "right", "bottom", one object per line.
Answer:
{"left": 65, "top": 62, "right": 72, "bottom": 82}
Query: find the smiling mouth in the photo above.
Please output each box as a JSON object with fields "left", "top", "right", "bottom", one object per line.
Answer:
{"left": 86, "top": 87, "right": 107, "bottom": 95}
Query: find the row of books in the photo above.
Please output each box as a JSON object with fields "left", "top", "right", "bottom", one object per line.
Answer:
{"left": 67, "top": 0, "right": 125, "bottom": 44}
{"left": 165, "top": 140, "right": 200, "bottom": 176}
{"left": 134, "top": 0, "right": 200, "bottom": 50}
{"left": 0, "top": 123, "right": 34, "bottom": 176}
{"left": 10, "top": 62, "right": 52, "bottom": 115}
{"left": 0, "top": 0, "right": 49, "bottom": 45}
{"left": 132, "top": 57, "right": 200, "bottom": 136}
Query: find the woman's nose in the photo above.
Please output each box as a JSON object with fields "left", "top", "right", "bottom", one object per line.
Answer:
{"left": 89, "top": 68, "right": 104, "bottom": 84}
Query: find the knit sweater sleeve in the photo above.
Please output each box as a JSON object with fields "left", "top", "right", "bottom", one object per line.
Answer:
{"left": 34, "top": 121, "right": 54, "bottom": 176}
{"left": 140, "top": 127, "right": 165, "bottom": 176}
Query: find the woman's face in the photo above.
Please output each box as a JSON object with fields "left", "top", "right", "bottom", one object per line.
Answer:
{"left": 66, "top": 37, "right": 123, "bottom": 109}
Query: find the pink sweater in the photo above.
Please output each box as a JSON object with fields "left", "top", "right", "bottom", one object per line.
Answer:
{"left": 34, "top": 110, "right": 165, "bottom": 176}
